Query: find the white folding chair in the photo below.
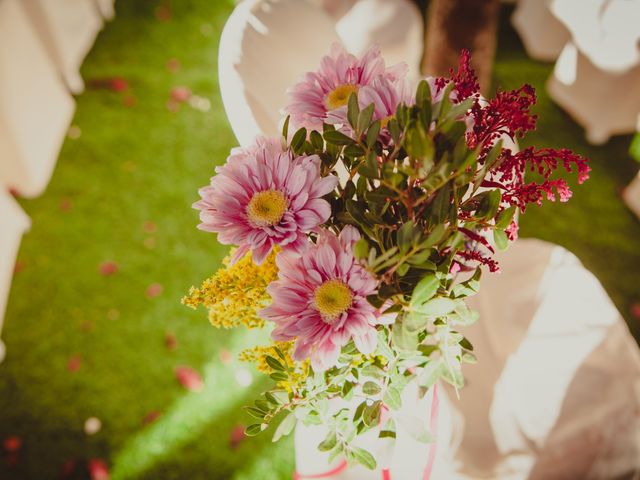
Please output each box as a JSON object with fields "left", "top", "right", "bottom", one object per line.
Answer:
{"left": 0, "top": 190, "right": 31, "bottom": 363}
{"left": 0, "top": 0, "right": 75, "bottom": 198}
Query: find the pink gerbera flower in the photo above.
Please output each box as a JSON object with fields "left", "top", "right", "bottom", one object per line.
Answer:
{"left": 194, "top": 137, "right": 338, "bottom": 264}
{"left": 261, "top": 226, "right": 388, "bottom": 371}
{"left": 284, "top": 43, "right": 407, "bottom": 130}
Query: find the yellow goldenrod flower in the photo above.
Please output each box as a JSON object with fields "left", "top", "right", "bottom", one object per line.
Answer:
{"left": 239, "top": 341, "right": 310, "bottom": 393}
{"left": 182, "top": 248, "right": 278, "bottom": 329}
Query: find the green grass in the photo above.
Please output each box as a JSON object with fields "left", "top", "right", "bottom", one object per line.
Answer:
{"left": 0, "top": 2, "right": 638, "bottom": 479}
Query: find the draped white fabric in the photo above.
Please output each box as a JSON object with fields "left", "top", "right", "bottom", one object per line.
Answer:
{"left": 512, "top": 0, "right": 640, "bottom": 145}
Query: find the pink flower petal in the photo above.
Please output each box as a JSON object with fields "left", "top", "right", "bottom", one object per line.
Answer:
{"left": 3, "top": 436, "right": 21, "bottom": 452}
{"left": 67, "top": 356, "right": 82, "bottom": 372}
{"left": 99, "top": 261, "right": 119, "bottom": 276}
{"left": 175, "top": 366, "right": 204, "bottom": 392}
{"left": 146, "top": 283, "right": 163, "bottom": 298}
{"left": 165, "top": 332, "right": 177, "bottom": 351}
{"left": 88, "top": 458, "right": 110, "bottom": 480}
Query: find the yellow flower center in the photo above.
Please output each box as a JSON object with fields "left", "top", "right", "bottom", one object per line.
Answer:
{"left": 314, "top": 279, "right": 353, "bottom": 324}
{"left": 246, "top": 190, "right": 288, "bottom": 227}
{"left": 324, "top": 84, "right": 359, "bottom": 110}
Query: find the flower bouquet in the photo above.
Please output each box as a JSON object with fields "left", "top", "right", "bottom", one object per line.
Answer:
{"left": 183, "top": 45, "right": 589, "bottom": 474}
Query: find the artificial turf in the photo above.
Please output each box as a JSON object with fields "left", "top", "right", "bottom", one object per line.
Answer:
{"left": 0, "top": 1, "right": 638, "bottom": 479}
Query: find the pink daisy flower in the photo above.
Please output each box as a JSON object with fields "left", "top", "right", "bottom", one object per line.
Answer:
{"left": 194, "top": 137, "right": 338, "bottom": 264}
{"left": 284, "top": 43, "right": 408, "bottom": 130}
{"left": 261, "top": 226, "right": 389, "bottom": 371}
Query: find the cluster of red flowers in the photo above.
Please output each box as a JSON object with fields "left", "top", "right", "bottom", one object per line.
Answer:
{"left": 444, "top": 51, "right": 590, "bottom": 271}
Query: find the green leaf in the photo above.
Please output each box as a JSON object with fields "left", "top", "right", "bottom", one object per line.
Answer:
{"left": 310, "top": 130, "right": 324, "bottom": 150}
{"left": 383, "top": 387, "right": 402, "bottom": 410}
{"left": 362, "top": 381, "right": 382, "bottom": 396}
{"left": 318, "top": 431, "right": 338, "bottom": 451}
{"left": 269, "top": 372, "right": 288, "bottom": 382}
{"left": 353, "top": 238, "right": 369, "bottom": 260}
{"left": 358, "top": 150, "right": 379, "bottom": 178}
{"left": 442, "top": 97, "right": 474, "bottom": 123}
{"left": 495, "top": 205, "right": 517, "bottom": 229}
{"left": 477, "top": 189, "right": 502, "bottom": 220}
{"left": 272, "top": 412, "right": 297, "bottom": 442}
{"left": 245, "top": 406, "right": 267, "bottom": 419}
{"left": 358, "top": 103, "right": 375, "bottom": 133}
{"left": 418, "top": 359, "right": 443, "bottom": 389}
{"left": 264, "top": 392, "right": 281, "bottom": 405}
{"left": 362, "top": 400, "right": 382, "bottom": 427}
{"left": 281, "top": 115, "right": 290, "bottom": 141}
{"left": 324, "top": 129, "right": 354, "bottom": 146}
{"left": 421, "top": 224, "right": 446, "bottom": 249}
{"left": 347, "top": 92, "right": 360, "bottom": 129}
{"left": 290, "top": 127, "right": 307, "bottom": 153}
{"left": 245, "top": 423, "right": 264, "bottom": 436}
{"left": 411, "top": 274, "right": 439, "bottom": 306}
{"left": 366, "top": 120, "right": 381, "bottom": 148}
{"left": 493, "top": 229, "right": 509, "bottom": 251}
{"left": 414, "top": 297, "right": 456, "bottom": 316}
{"left": 415, "top": 79, "right": 432, "bottom": 105}
{"left": 344, "top": 144, "right": 365, "bottom": 158}
{"left": 397, "top": 221, "right": 416, "bottom": 254}
{"left": 392, "top": 318, "right": 419, "bottom": 351}
{"left": 351, "top": 447, "right": 377, "bottom": 470}
{"left": 265, "top": 356, "right": 285, "bottom": 371}
{"left": 404, "top": 311, "right": 428, "bottom": 332}
{"left": 459, "top": 336, "right": 474, "bottom": 351}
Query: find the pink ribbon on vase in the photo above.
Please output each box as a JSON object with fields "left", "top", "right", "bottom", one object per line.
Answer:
{"left": 292, "top": 384, "right": 440, "bottom": 480}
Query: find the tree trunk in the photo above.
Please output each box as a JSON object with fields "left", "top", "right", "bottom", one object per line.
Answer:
{"left": 421, "top": 0, "right": 501, "bottom": 94}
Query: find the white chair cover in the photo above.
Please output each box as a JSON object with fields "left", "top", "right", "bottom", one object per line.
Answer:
{"left": 0, "top": 0, "right": 75, "bottom": 198}
{"left": 511, "top": 0, "right": 570, "bottom": 62}
{"left": 21, "top": 0, "right": 104, "bottom": 93}
{"left": 0, "top": 190, "right": 31, "bottom": 363}
{"left": 452, "top": 239, "right": 640, "bottom": 479}
{"left": 547, "top": 41, "right": 640, "bottom": 145}
{"left": 94, "top": 0, "right": 116, "bottom": 21}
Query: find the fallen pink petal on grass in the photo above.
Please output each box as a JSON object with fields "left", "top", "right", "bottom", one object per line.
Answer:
{"left": 175, "top": 366, "right": 204, "bottom": 392}
{"left": 146, "top": 283, "right": 163, "bottom": 298}
{"left": 98, "top": 261, "right": 119, "bottom": 276}
{"left": 143, "top": 410, "right": 162, "bottom": 425}
{"left": 59, "top": 198, "right": 74, "bottom": 212}
{"left": 143, "top": 221, "right": 157, "bottom": 233}
{"left": 3, "top": 436, "right": 21, "bottom": 452}
{"left": 13, "top": 261, "right": 25, "bottom": 275}
{"left": 122, "top": 94, "right": 138, "bottom": 108}
{"left": 229, "top": 424, "right": 246, "bottom": 449}
{"left": 67, "top": 356, "right": 82, "bottom": 372}
{"left": 219, "top": 349, "right": 232, "bottom": 364}
{"left": 166, "top": 58, "right": 181, "bottom": 73}
{"left": 170, "top": 86, "right": 191, "bottom": 103}
{"left": 88, "top": 458, "right": 110, "bottom": 480}
{"left": 165, "top": 332, "right": 177, "bottom": 351}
